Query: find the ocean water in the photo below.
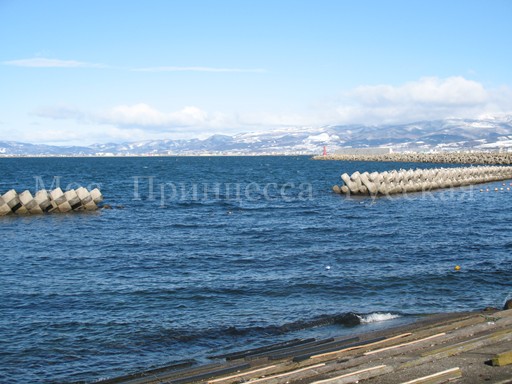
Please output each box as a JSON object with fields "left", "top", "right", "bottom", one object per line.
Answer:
{"left": 1, "top": 156, "right": 511, "bottom": 383}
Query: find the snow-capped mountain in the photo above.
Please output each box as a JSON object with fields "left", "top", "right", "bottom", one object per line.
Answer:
{"left": 2, "top": 115, "right": 512, "bottom": 156}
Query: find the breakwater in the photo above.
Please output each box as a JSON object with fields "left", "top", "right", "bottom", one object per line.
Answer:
{"left": 313, "top": 151, "right": 512, "bottom": 165}
{"left": 0, "top": 187, "right": 103, "bottom": 216}
{"left": 333, "top": 165, "right": 512, "bottom": 196}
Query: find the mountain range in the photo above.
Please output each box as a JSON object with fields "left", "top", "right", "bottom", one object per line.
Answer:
{"left": 2, "top": 115, "right": 512, "bottom": 156}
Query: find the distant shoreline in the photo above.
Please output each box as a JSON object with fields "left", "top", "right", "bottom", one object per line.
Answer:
{"left": 0, "top": 153, "right": 314, "bottom": 159}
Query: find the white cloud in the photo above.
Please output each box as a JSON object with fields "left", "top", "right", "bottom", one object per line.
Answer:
{"left": 35, "top": 103, "right": 322, "bottom": 135}
{"left": 100, "top": 104, "right": 230, "bottom": 128}
{"left": 352, "top": 77, "right": 487, "bottom": 107}
{"left": 3, "top": 58, "right": 107, "bottom": 68}
{"left": 334, "top": 76, "right": 512, "bottom": 124}
{"left": 3, "top": 58, "right": 266, "bottom": 73}
{"left": 31, "top": 103, "right": 317, "bottom": 144}
{"left": 102, "top": 104, "right": 175, "bottom": 126}
{"left": 34, "top": 103, "right": 236, "bottom": 132}
{"left": 132, "top": 66, "right": 266, "bottom": 73}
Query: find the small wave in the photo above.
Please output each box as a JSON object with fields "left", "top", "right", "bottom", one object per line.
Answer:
{"left": 358, "top": 312, "right": 401, "bottom": 324}
{"left": 143, "top": 312, "right": 374, "bottom": 344}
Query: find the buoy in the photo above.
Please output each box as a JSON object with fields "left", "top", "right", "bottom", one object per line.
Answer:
{"left": 325, "top": 265, "right": 331, "bottom": 270}
{"left": 454, "top": 265, "right": 461, "bottom": 271}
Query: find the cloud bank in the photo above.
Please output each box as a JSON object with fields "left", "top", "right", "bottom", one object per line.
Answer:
{"left": 335, "top": 76, "right": 512, "bottom": 124}
{"left": 35, "top": 104, "right": 233, "bottom": 131}
{"left": 30, "top": 76, "right": 512, "bottom": 144}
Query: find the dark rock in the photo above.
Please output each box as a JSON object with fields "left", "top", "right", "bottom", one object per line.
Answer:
{"left": 102, "top": 204, "right": 113, "bottom": 210}
{"left": 504, "top": 299, "right": 512, "bottom": 310}
{"left": 116, "top": 205, "right": 125, "bottom": 209}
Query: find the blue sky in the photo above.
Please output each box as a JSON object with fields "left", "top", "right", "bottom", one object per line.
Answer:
{"left": 1, "top": 0, "right": 512, "bottom": 145}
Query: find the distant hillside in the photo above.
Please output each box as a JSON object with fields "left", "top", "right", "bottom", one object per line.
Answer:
{"left": 2, "top": 115, "right": 512, "bottom": 156}
{"left": 0, "top": 141, "right": 94, "bottom": 156}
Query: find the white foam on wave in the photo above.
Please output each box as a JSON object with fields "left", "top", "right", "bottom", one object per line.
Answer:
{"left": 359, "top": 313, "right": 401, "bottom": 324}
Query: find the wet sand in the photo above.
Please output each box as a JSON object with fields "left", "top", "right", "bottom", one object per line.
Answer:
{"left": 98, "top": 308, "right": 512, "bottom": 384}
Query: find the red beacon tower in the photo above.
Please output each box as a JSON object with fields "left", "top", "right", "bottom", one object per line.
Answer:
{"left": 322, "top": 145, "right": 327, "bottom": 156}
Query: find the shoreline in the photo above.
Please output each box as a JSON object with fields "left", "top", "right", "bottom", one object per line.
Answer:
{"left": 0, "top": 154, "right": 313, "bottom": 159}
{"left": 97, "top": 307, "right": 512, "bottom": 384}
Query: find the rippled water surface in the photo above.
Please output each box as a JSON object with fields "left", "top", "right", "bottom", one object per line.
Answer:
{"left": 1, "top": 156, "right": 511, "bottom": 383}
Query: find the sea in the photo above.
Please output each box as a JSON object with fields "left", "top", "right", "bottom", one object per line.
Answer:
{"left": 1, "top": 156, "right": 511, "bottom": 383}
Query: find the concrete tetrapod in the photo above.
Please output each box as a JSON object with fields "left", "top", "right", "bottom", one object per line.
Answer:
{"left": 0, "top": 187, "right": 103, "bottom": 216}
{"left": 314, "top": 151, "right": 512, "bottom": 165}
{"left": 334, "top": 165, "right": 512, "bottom": 196}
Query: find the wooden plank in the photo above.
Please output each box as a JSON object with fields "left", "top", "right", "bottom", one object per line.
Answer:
{"left": 421, "top": 329, "right": 512, "bottom": 358}
{"left": 207, "top": 365, "right": 277, "bottom": 384}
{"left": 244, "top": 340, "right": 341, "bottom": 362}
{"left": 363, "top": 333, "right": 445, "bottom": 356}
{"left": 401, "top": 329, "right": 512, "bottom": 370}
{"left": 310, "top": 365, "right": 390, "bottom": 384}
{"left": 377, "top": 312, "right": 489, "bottom": 346}
{"left": 285, "top": 337, "right": 382, "bottom": 363}
{"left": 267, "top": 337, "right": 359, "bottom": 361}
{"left": 311, "top": 333, "right": 412, "bottom": 359}
{"left": 245, "top": 363, "right": 326, "bottom": 384}
{"left": 96, "top": 360, "right": 197, "bottom": 384}
{"left": 246, "top": 339, "right": 335, "bottom": 361}
{"left": 491, "top": 350, "right": 512, "bottom": 367}
{"left": 168, "top": 363, "right": 251, "bottom": 384}
{"left": 107, "top": 362, "right": 226, "bottom": 384}
{"left": 208, "top": 338, "right": 316, "bottom": 361}
{"left": 399, "top": 367, "right": 462, "bottom": 384}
